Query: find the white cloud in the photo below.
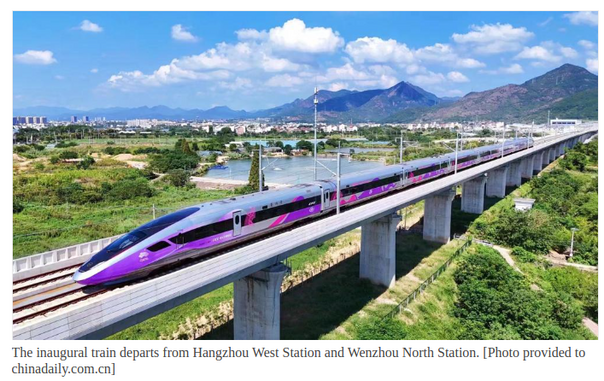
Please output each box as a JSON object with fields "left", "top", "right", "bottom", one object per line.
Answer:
{"left": 578, "top": 40, "right": 595, "bottom": 50}
{"left": 79, "top": 20, "right": 103, "bottom": 33}
{"left": 452, "top": 23, "right": 534, "bottom": 54}
{"left": 54, "top": 75, "right": 65, "bottom": 80}
{"left": 481, "top": 63, "right": 525, "bottom": 75}
{"left": 260, "top": 54, "right": 300, "bottom": 72}
{"left": 90, "top": 68, "right": 99, "bottom": 73}
{"left": 415, "top": 43, "right": 486, "bottom": 68}
{"left": 328, "top": 82, "right": 349, "bottom": 92}
{"left": 107, "top": 67, "right": 230, "bottom": 91}
{"left": 447, "top": 71, "right": 469, "bottom": 83}
{"left": 218, "top": 77, "right": 253, "bottom": 90}
{"left": 268, "top": 18, "right": 343, "bottom": 53}
{"left": 266, "top": 74, "right": 303, "bottom": 88}
{"left": 559, "top": 46, "right": 578, "bottom": 59}
{"left": 456, "top": 58, "right": 486, "bottom": 68}
{"left": 564, "top": 12, "right": 598, "bottom": 27}
{"left": 500, "top": 63, "right": 524, "bottom": 74}
{"left": 515, "top": 45, "right": 561, "bottom": 63}
{"left": 411, "top": 71, "right": 446, "bottom": 86}
{"left": 14, "top": 50, "right": 57, "bottom": 65}
{"left": 586, "top": 58, "right": 598, "bottom": 73}
{"left": 538, "top": 17, "right": 553, "bottom": 27}
{"left": 171, "top": 24, "right": 199, "bottom": 42}
{"left": 345, "top": 37, "right": 414, "bottom": 64}
{"left": 235, "top": 28, "right": 268, "bottom": 41}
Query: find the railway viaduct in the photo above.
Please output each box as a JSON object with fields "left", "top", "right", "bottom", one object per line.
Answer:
{"left": 12, "top": 127, "right": 597, "bottom": 340}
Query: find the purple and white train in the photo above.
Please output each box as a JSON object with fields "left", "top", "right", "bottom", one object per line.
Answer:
{"left": 73, "top": 137, "right": 533, "bottom": 285}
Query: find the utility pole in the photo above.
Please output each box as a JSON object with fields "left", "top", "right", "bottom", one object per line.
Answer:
{"left": 313, "top": 87, "right": 318, "bottom": 181}
{"left": 501, "top": 125, "right": 506, "bottom": 158}
{"left": 569, "top": 228, "right": 578, "bottom": 258}
{"left": 258, "top": 145, "right": 263, "bottom": 193}
{"left": 336, "top": 152, "right": 342, "bottom": 215}
{"left": 399, "top": 129, "right": 403, "bottom": 164}
{"left": 547, "top": 110, "right": 550, "bottom": 127}
{"left": 454, "top": 132, "right": 459, "bottom": 174}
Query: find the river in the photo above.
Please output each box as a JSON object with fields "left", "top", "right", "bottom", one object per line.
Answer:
{"left": 204, "top": 155, "right": 387, "bottom": 184}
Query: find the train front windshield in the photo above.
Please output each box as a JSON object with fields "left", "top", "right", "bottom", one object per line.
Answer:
{"left": 78, "top": 207, "right": 199, "bottom": 273}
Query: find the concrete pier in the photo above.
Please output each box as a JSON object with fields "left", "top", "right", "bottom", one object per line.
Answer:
{"left": 520, "top": 156, "right": 534, "bottom": 179}
{"left": 360, "top": 213, "right": 401, "bottom": 288}
{"left": 541, "top": 150, "right": 549, "bottom": 168}
{"left": 234, "top": 263, "right": 288, "bottom": 340}
{"left": 557, "top": 143, "right": 564, "bottom": 157}
{"left": 532, "top": 153, "right": 542, "bottom": 174}
{"left": 549, "top": 147, "right": 556, "bottom": 162}
{"left": 506, "top": 161, "right": 522, "bottom": 186}
{"left": 461, "top": 175, "right": 487, "bottom": 214}
{"left": 486, "top": 166, "right": 508, "bottom": 198}
{"left": 423, "top": 187, "right": 455, "bottom": 243}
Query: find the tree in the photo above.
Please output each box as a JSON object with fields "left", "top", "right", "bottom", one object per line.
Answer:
{"left": 77, "top": 156, "right": 95, "bottom": 170}
{"left": 296, "top": 140, "right": 313, "bottom": 151}
{"left": 229, "top": 143, "right": 238, "bottom": 152}
{"left": 165, "top": 169, "right": 190, "bottom": 187}
{"left": 275, "top": 140, "right": 284, "bottom": 148}
{"left": 283, "top": 144, "right": 293, "bottom": 156}
{"left": 247, "top": 145, "right": 265, "bottom": 191}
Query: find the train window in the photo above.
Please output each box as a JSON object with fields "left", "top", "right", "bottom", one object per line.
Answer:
{"left": 235, "top": 215, "right": 240, "bottom": 225}
{"left": 172, "top": 218, "right": 236, "bottom": 245}
{"left": 412, "top": 165, "right": 440, "bottom": 176}
{"left": 148, "top": 241, "right": 171, "bottom": 252}
{"left": 341, "top": 175, "right": 399, "bottom": 196}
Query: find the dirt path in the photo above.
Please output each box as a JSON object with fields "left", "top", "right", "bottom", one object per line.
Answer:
{"left": 492, "top": 245, "right": 523, "bottom": 274}
{"left": 582, "top": 317, "right": 599, "bottom": 337}
{"left": 545, "top": 255, "right": 598, "bottom": 273}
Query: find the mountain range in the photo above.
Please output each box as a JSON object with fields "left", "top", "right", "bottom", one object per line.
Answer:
{"left": 14, "top": 64, "right": 598, "bottom": 124}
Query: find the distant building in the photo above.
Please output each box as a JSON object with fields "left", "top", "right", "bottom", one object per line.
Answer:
{"left": 71, "top": 116, "right": 78, "bottom": 123}
{"left": 41, "top": 116, "right": 48, "bottom": 124}
{"left": 82, "top": 116, "right": 90, "bottom": 123}
{"left": 25, "top": 116, "right": 34, "bottom": 124}
{"left": 13, "top": 117, "right": 17, "bottom": 126}
{"left": 513, "top": 198, "right": 535, "bottom": 212}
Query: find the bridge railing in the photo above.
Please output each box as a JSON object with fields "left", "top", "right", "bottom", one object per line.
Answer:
{"left": 13, "top": 235, "right": 122, "bottom": 281}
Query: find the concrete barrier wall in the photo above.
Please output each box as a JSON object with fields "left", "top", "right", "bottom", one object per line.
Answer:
{"left": 13, "top": 235, "right": 122, "bottom": 281}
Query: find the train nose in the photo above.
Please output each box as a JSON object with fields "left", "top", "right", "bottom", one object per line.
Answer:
{"left": 72, "top": 269, "right": 90, "bottom": 285}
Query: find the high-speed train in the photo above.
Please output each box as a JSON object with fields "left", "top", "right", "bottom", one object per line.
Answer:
{"left": 73, "top": 137, "right": 533, "bottom": 285}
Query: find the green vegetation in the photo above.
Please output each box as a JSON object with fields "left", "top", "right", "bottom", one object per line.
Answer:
{"left": 13, "top": 138, "right": 231, "bottom": 257}
{"left": 472, "top": 140, "right": 598, "bottom": 265}
{"left": 453, "top": 245, "right": 585, "bottom": 339}
{"left": 247, "top": 145, "right": 265, "bottom": 190}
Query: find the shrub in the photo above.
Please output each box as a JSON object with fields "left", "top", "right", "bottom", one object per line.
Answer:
{"left": 57, "top": 183, "right": 103, "bottom": 204}
{"left": 133, "top": 147, "right": 161, "bottom": 155}
{"left": 149, "top": 151, "right": 199, "bottom": 173}
{"left": 104, "top": 178, "right": 154, "bottom": 201}
{"left": 55, "top": 141, "right": 78, "bottom": 148}
{"left": 511, "top": 246, "right": 537, "bottom": 263}
{"left": 107, "top": 141, "right": 115, "bottom": 145}
{"left": 165, "top": 169, "right": 190, "bottom": 187}
{"left": 77, "top": 156, "right": 95, "bottom": 170}
{"left": 59, "top": 151, "right": 78, "bottom": 160}
{"left": 139, "top": 168, "right": 158, "bottom": 180}
{"left": 353, "top": 317, "right": 407, "bottom": 340}
{"left": 13, "top": 198, "right": 24, "bottom": 214}
{"left": 103, "top": 146, "right": 130, "bottom": 155}
{"left": 34, "top": 163, "right": 45, "bottom": 171}
{"left": 49, "top": 156, "right": 60, "bottom": 164}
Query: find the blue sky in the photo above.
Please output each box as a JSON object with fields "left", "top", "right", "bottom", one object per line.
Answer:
{"left": 13, "top": 11, "right": 598, "bottom": 111}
